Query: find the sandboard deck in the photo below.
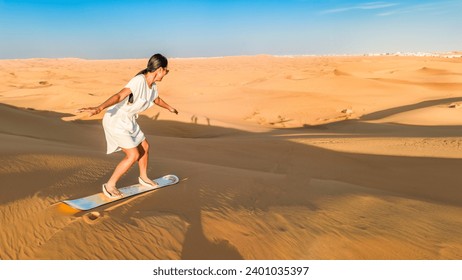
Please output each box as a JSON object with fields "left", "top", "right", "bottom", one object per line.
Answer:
{"left": 63, "top": 174, "right": 179, "bottom": 211}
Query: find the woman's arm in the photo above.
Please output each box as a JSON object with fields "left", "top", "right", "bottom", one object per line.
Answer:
{"left": 78, "top": 88, "right": 132, "bottom": 116}
{"left": 154, "top": 97, "right": 178, "bottom": 114}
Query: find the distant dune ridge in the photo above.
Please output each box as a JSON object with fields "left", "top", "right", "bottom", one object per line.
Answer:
{"left": 1, "top": 54, "right": 462, "bottom": 259}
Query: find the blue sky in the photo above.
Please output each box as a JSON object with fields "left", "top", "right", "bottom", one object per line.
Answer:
{"left": 0, "top": 0, "right": 461, "bottom": 59}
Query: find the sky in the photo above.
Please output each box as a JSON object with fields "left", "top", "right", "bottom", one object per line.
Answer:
{"left": 0, "top": 0, "right": 461, "bottom": 59}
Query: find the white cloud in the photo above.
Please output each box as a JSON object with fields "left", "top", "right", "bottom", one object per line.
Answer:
{"left": 321, "top": 1, "right": 399, "bottom": 14}
{"left": 359, "top": 2, "right": 398, "bottom": 10}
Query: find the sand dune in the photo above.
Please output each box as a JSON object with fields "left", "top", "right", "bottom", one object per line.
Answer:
{"left": 1, "top": 55, "right": 462, "bottom": 259}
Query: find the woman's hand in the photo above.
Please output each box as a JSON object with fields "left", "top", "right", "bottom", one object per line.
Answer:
{"left": 77, "top": 107, "right": 101, "bottom": 117}
{"left": 169, "top": 108, "right": 179, "bottom": 114}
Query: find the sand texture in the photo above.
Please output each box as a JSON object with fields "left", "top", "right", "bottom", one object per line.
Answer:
{"left": 1, "top": 55, "right": 462, "bottom": 259}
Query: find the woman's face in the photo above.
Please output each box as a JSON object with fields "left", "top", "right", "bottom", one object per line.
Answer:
{"left": 155, "top": 67, "right": 169, "bottom": 81}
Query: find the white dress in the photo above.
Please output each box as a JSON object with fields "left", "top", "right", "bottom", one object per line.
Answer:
{"left": 102, "top": 75, "right": 158, "bottom": 154}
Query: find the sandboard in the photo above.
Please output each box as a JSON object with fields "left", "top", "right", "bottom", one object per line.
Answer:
{"left": 63, "top": 174, "right": 179, "bottom": 211}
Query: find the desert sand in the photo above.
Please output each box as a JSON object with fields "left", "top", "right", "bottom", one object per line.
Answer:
{"left": 1, "top": 54, "right": 462, "bottom": 259}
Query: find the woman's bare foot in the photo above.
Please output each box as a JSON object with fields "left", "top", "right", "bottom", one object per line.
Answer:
{"left": 102, "top": 183, "right": 124, "bottom": 198}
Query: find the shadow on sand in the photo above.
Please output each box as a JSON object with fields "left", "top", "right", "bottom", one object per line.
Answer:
{"left": 2, "top": 97, "right": 462, "bottom": 259}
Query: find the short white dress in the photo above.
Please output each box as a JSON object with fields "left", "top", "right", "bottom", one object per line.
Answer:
{"left": 103, "top": 74, "right": 158, "bottom": 154}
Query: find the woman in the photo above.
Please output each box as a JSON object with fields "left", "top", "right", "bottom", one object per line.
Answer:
{"left": 78, "top": 54, "right": 178, "bottom": 199}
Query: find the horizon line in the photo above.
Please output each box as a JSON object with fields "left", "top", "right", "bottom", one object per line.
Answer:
{"left": 1, "top": 51, "right": 461, "bottom": 61}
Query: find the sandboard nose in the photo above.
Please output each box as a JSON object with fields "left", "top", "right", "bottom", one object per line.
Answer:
{"left": 163, "top": 174, "right": 179, "bottom": 184}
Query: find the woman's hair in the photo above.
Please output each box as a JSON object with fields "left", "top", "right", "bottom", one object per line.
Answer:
{"left": 128, "top": 54, "right": 168, "bottom": 103}
{"left": 135, "top": 53, "right": 168, "bottom": 76}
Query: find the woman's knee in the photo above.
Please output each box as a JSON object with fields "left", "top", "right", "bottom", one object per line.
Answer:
{"left": 141, "top": 140, "right": 150, "bottom": 151}
{"left": 124, "top": 148, "right": 140, "bottom": 163}
{"left": 138, "top": 140, "right": 149, "bottom": 157}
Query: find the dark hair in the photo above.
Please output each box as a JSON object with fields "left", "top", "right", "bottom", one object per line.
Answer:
{"left": 135, "top": 53, "right": 168, "bottom": 76}
{"left": 129, "top": 54, "right": 168, "bottom": 104}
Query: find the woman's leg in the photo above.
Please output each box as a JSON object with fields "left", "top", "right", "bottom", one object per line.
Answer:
{"left": 138, "top": 139, "right": 158, "bottom": 186}
{"left": 106, "top": 146, "right": 140, "bottom": 195}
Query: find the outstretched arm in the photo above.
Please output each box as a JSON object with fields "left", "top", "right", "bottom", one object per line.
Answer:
{"left": 154, "top": 97, "right": 178, "bottom": 114}
{"left": 77, "top": 88, "right": 132, "bottom": 116}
